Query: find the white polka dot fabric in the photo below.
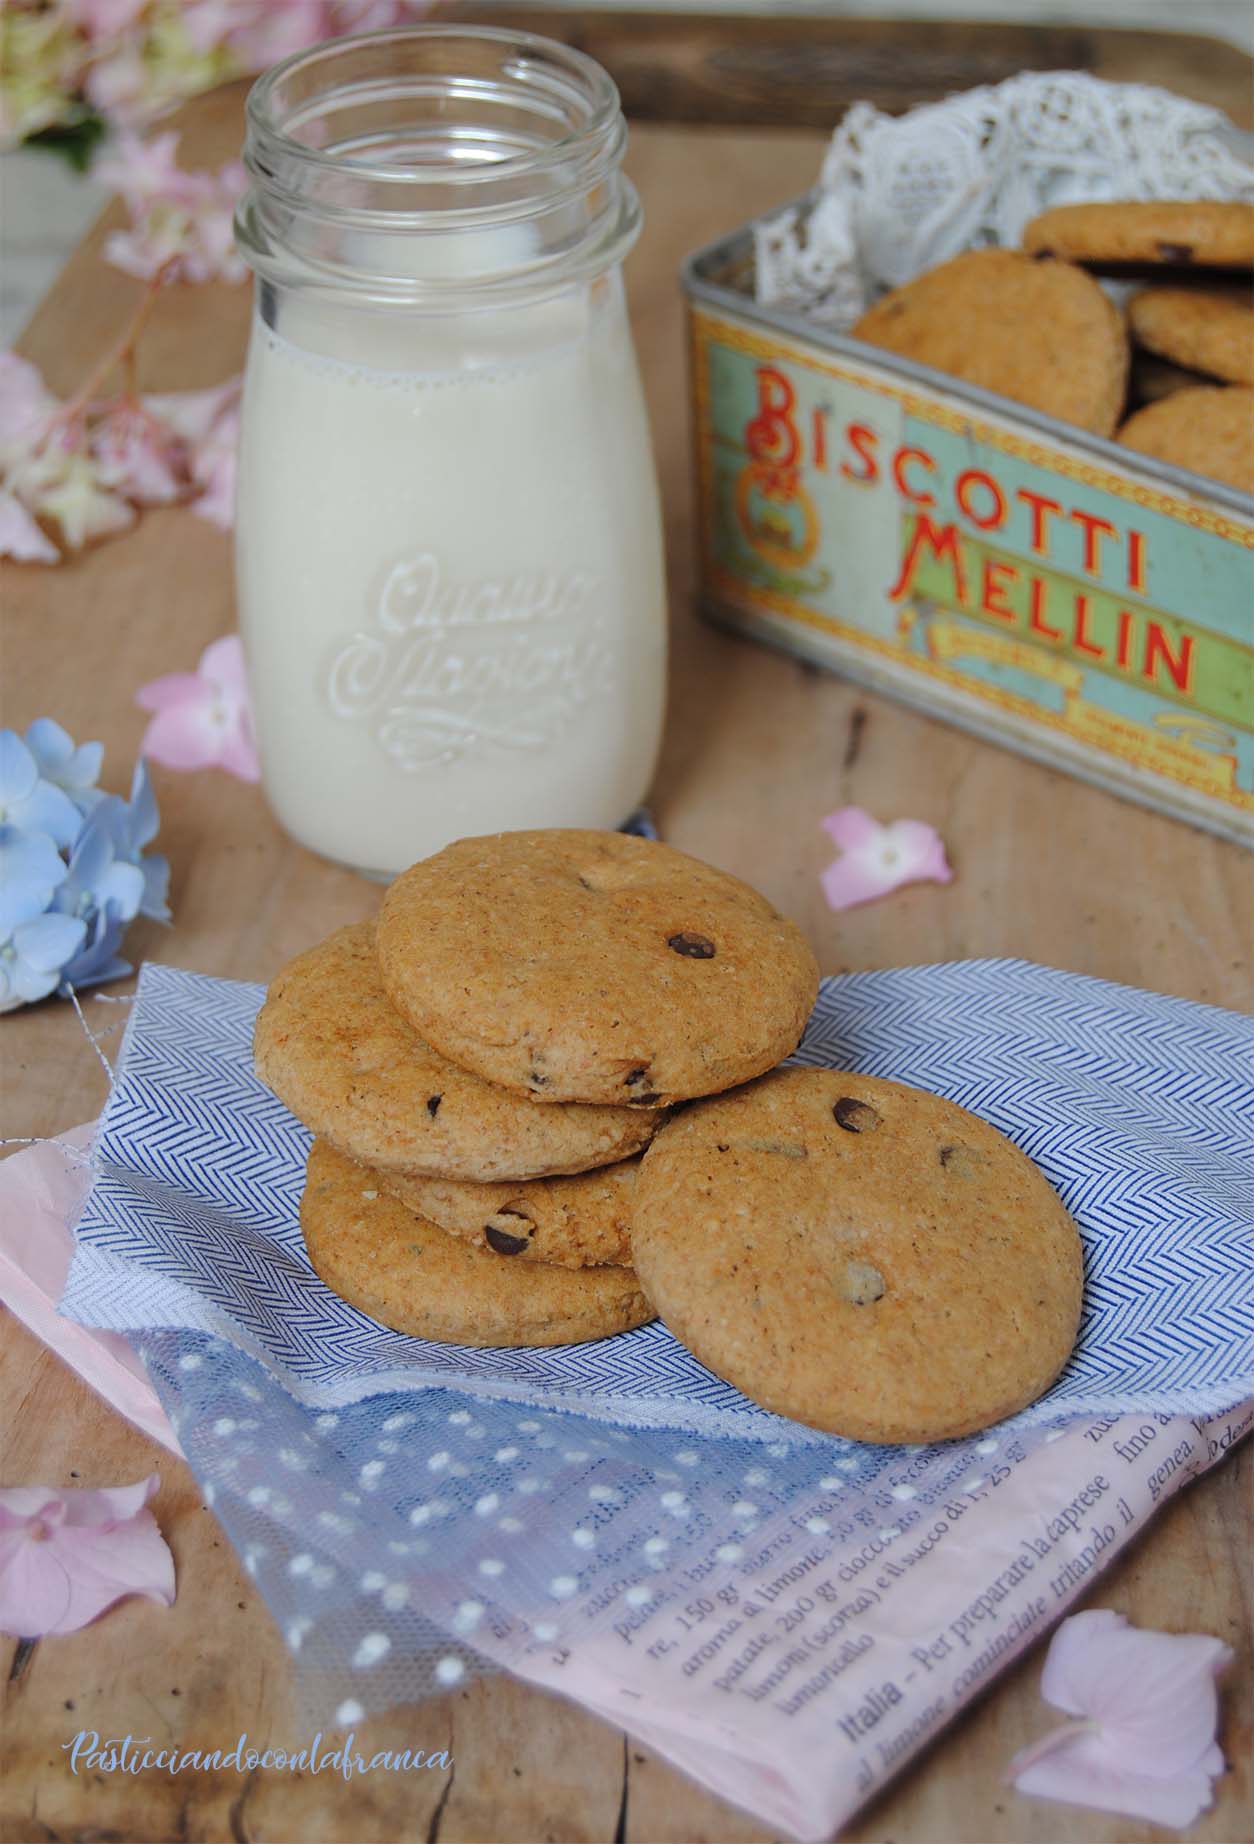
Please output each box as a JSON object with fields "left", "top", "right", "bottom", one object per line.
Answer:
{"left": 136, "top": 1324, "right": 909, "bottom": 1714}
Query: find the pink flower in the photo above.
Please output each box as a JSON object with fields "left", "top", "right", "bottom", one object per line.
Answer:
{"left": 143, "top": 377, "right": 240, "bottom": 527}
{"left": 0, "top": 1474, "right": 175, "bottom": 1638}
{"left": 0, "top": 489, "right": 58, "bottom": 563}
{"left": 95, "top": 132, "right": 247, "bottom": 285}
{"left": 90, "top": 401, "right": 186, "bottom": 504}
{"left": 183, "top": 0, "right": 331, "bottom": 68}
{"left": 0, "top": 352, "right": 58, "bottom": 458}
{"left": 187, "top": 398, "right": 238, "bottom": 528}
{"left": 137, "top": 633, "right": 259, "bottom": 780}
{"left": 820, "top": 807, "right": 953, "bottom": 911}
{"left": 1007, "top": 1610, "right": 1233, "bottom": 1829}
{"left": 333, "top": 1, "right": 425, "bottom": 30}
{"left": 143, "top": 376, "right": 239, "bottom": 447}
{"left": 182, "top": 0, "right": 430, "bottom": 69}
{"left": 60, "top": 1, "right": 152, "bottom": 37}
{"left": 93, "top": 128, "right": 188, "bottom": 203}
{"left": 13, "top": 445, "right": 135, "bottom": 550}
{"left": 81, "top": 46, "right": 149, "bottom": 122}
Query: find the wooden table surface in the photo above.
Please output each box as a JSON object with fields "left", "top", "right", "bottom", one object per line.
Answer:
{"left": 3, "top": 18, "right": 1252, "bottom": 1844}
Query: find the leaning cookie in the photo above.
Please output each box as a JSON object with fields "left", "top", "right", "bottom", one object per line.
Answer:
{"left": 301, "top": 1141, "right": 654, "bottom": 1347}
{"left": 631, "top": 1068, "right": 1083, "bottom": 1444}
{"left": 377, "top": 830, "right": 819, "bottom": 1107}
{"left": 374, "top": 1158, "right": 637, "bottom": 1270}
{"left": 254, "top": 923, "right": 662, "bottom": 1182}
{"left": 1023, "top": 200, "right": 1254, "bottom": 270}
{"left": 851, "top": 248, "right": 1128, "bottom": 437}
{"left": 1116, "top": 387, "right": 1254, "bottom": 495}
{"left": 1128, "top": 283, "right": 1254, "bottom": 387}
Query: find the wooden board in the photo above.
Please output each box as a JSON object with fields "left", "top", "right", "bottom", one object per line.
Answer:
{"left": 462, "top": 6, "right": 1254, "bottom": 130}
{"left": 3, "top": 32, "right": 1252, "bottom": 1844}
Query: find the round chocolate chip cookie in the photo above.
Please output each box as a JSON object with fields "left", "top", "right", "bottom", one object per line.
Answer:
{"left": 301, "top": 1140, "right": 653, "bottom": 1346}
{"left": 376, "top": 831, "right": 820, "bottom": 1107}
{"left": 851, "top": 248, "right": 1129, "bottom": 436}
{"left": 1116, "top": 386, "right": 1254, "bottom": 494}
{"left": 1128, "top": 283, "right": 1254, "bottom": 386}
{"left": 254, "top": 923, "right": 662, "bottom": 1181}
{"left": 631, "top": 1068, "right": 1083, "bottom": 1443}
{"left": 1023, "top": 200, "right": 1254, "bottom": 270}
{"left": 374, "top": 1157, "right": 637, "bottom": 1269}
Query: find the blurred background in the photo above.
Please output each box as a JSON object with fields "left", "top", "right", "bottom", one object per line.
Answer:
{"left": 2, "top": 0, "right": 1252, "bottom": 341}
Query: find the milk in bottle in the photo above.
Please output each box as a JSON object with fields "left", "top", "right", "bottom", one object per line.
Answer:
{"left": 233, "top": 27, "right": 666, "bottom": 875}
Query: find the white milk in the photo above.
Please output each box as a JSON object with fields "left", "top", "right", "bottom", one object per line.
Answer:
{"left": 234, "top": 279, "right": 666, "bottom": 875}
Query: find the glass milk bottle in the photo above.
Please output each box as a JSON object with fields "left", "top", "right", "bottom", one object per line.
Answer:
{"left": 233, "top": 26, "right": 666, "bottom": 877}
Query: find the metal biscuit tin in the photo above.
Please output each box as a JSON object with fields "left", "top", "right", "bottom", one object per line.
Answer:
{"left": 684, "top": 208, "right": 1254, "bottom": 846}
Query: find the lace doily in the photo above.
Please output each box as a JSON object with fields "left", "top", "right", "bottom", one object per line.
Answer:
{"left": 754, "top": 72, "right": 1254, "bottom": 328}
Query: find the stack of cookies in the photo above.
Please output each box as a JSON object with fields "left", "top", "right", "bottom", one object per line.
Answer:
{"left": 850, "top": 199, "right": 1253, "bottom": 493}
{"left": 1023, "top": 200, "right": 1253, "bottom": 494}
{"left": 256, "top": 827, "right": 1084, "bottom": 1443}
{"left": 253, "top": 829, "right": 820, "bottom": 1351}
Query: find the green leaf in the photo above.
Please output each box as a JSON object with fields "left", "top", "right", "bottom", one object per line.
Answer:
{"left": 24, "top": 115, "right": 108, "bottom": 175}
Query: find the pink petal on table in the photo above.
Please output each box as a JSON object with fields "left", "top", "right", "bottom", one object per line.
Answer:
{"left": 820, "top": 808, "right": 953, "bottom": 912}
{"left": 199, "top": 632, "right": 248, "bottom": 697}
{"left": 135, "top": 635, "right": 258, "bottom": 780}
{"left": 0, "top": 1486, "right": 63, "bottom": 1524}
{"left": 59, "top": 1477, "right": 164, "bottom": 1527}
{"left": 42, "top": 1515, "right": 175, "bottom": 1635}
{"left": 0, "top": 1533, "right": 75, "bottom": 1638}
{"left": 0, "top": 1474, "right": 173, "bottom": 1639}
{"left": 135, "top": 672, "right": 206, "bottom": 714}
{"left": 1041, "top": 1611, "right": 1232, "bottom": 1776}
{"left": 0, "top": 490, "right": 58, "bottom": 563}
{"left": 1011, "top": 1726, "right": 1224, "bottom": 1830}
{"left": 138, "top": 694, "right": 231, "bottom": 771}
{"left": 217, "top": 723, "right": 260, "bottom": 783}
{"left": 820, "top": 806, "right": 884, "bottom": 852}
{"left": 1008, "top": 1611, "right": 1233, "bottom": 1830}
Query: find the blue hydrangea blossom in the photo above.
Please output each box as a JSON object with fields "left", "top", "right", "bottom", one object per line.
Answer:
{"left": 0, "top": 722, "right": 170, "bottom": 1013}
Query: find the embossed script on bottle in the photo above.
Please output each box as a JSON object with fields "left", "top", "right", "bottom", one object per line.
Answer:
{"left": 323, "top": 553, "right": 614, "bottom": 772}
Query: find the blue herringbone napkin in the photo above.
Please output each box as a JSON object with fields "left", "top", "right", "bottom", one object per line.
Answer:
{"left": 62, "top": 958, "right": 1254, "bottom": 1437}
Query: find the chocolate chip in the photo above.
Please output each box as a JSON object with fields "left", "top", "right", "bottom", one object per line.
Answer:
{"left": 939, "top": 1142, "right": 980, "bottom": 1175}
{"left": 1156, "top": 241, "right": 1194, "bottom": 262}
{"left": 426, "top": 1094, "right": 442, "bottom": 1118}
{"left": 629, "top": 1091, "right": 663, "bottom": 1107}
{"left": 668, "top": 932, "right": 716, "bottom": 958}
{"left": 833, "top": 1097, "right": 881, "bottom": 1133}
{"left": 1031, "top": 248, "right": 1056, "bottom": 262}
{"left": 527, "top": 1071, "right": 550, "bottom": 1090}
{"left": 624, "top": 1066, "right": 649, "bottom": 1085}
{"left": 485, "top": 1226, "right": 530, "bottom": 1256}
{"left": 840, "top": 1259, "right": 885, "bottom": 1305}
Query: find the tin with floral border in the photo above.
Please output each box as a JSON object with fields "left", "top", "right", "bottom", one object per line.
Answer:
{"left": 684, "top": 207, "right": 1254, "bottom": 847}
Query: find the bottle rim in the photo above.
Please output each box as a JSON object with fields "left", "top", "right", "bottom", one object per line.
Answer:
{"left": 245, "top": 23, "right": 623, "bottom": 191}
{"left": 236, "top": 24, "right": 640, "bottom": 301}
